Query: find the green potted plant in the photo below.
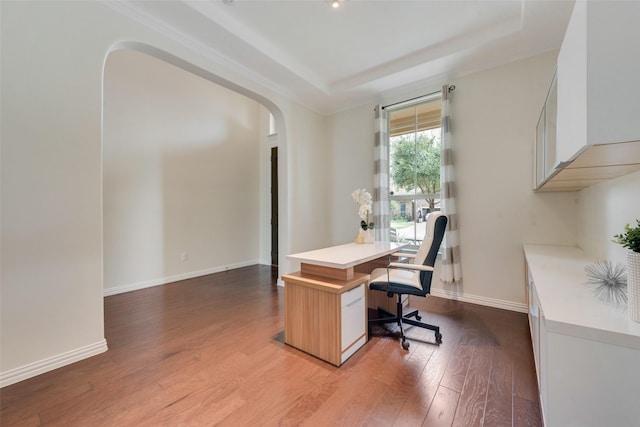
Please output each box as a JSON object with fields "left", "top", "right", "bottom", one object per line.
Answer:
{"left": 613, "top": 219, "right": 640, "bottom": 322}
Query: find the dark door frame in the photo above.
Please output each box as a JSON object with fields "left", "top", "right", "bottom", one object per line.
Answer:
{"left": 270, "top": 146, "right": 278, "bottom": 267}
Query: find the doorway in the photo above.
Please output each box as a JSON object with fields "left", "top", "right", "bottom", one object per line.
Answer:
{"left": 271, "top": 146, "right": 278, "bottom": 268}
{"left": 103, "top": 47, "right": 284, "bottom": 295}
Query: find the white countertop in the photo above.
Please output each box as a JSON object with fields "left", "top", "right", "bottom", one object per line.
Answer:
{"left": 524, "top": 244, "right": 640, "bottom": 350}
{"left": 288, "top": 242, "right": 406, "bottom": 269}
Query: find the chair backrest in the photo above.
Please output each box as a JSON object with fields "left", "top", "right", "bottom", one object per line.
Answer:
{"left": 413, "top": 212, "right": 448, "bottom": 291}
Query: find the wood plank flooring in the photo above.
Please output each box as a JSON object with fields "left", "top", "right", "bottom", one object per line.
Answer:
{"left": 1, "top": 265, "right": 541, "bottom": 426}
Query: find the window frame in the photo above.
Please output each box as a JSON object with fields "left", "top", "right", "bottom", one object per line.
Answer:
{"left": 386, "top": 93, "right": 442, "bottom": 249}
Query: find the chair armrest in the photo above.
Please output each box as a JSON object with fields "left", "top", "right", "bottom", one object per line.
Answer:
{"left": 392, "top": 252, "right": 416, "bottom": 259}
{"left": 388, "top": 263, "right": 434, "bottom": 272}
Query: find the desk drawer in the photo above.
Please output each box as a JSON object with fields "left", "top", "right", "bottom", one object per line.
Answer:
{"left": 341, "top": 282, "right": 365, "bottom": 306}
{"left": 341, "top": 283, "right": 366, "bottom": 352}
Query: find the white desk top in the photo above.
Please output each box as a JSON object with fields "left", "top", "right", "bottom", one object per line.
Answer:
{"left": 288, "top": 242, "right": 406, "bottom": 269}
{"left": 524, "top": 244, "right": 640, "bottom": 350}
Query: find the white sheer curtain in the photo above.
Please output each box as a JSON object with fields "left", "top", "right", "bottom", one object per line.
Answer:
{"left": 373, "top": 105, "right": 389, "bottom": 242}
{"left": 440, "top": 84, "right": 463, "bottom": 285}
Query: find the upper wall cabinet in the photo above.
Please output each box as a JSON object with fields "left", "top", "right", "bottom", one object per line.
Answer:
{"left": 534, "top": 71, "right": 557, "bottom": 188}
{"left": 536, "top": 1, "right": 640, "bottom": 192}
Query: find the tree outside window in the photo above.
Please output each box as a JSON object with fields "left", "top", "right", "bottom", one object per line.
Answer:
{"left": 387, "top": 97, "right": 441, "bottom": 247}
{"left": 390, "top": 130, "right": 441, "bottom": 212}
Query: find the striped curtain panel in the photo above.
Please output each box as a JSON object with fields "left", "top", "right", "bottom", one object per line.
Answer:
{"left": 373, "top": 105, "right": 390, "bottom": 242}
{"left": 440, "top": 84, "right": 463, "bottom": 285}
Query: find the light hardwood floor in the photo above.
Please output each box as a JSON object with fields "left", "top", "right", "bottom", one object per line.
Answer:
{"left": 1, "top": 265, "right": 541, "bottom": 426}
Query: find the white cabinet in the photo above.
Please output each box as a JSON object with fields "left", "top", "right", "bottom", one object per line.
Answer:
{"left": 340, "top": 283, "right": 366, "bottom": 363}
{"left": 524, "top": 245, "right": 640, "bottom": 426}
{"left": 555, "top": 0, "right": 587, "bottom": 165}
{"left": 525, "top": 268, "right": 548, "bottom": 419}
{"left": 536, "top": 1, "right": 640, "bottom": 192}
{"left": 558, "top": 1, "right": 640, "bottom": 153}
{"left": 535, "top": 108, "right": 545, "bottom": 188}
{"left": 534, "top": 71, "right": 558, "bottom": 188}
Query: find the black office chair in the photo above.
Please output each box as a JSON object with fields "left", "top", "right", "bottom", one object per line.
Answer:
{"left": 368, "top": 212, "right": 448, "bottom": 350}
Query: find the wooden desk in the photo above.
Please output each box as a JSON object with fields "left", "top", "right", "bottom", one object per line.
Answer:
{"left": 290, "top": 242, "right": 408, "bottom": 314}
{"left": 289, "top": 242, "right": 406, "bottom": 280}
{"left": 283, "top": 242, "right": 405, "bottom": 365}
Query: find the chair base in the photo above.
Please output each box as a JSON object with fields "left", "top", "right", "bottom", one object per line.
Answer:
{"left": 368, "top": 296, "right": 442, "bottom": 349}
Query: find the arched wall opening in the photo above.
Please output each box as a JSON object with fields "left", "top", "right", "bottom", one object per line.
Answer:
{"left": 102, "top": 43, "right": 288, "bottom": 296}
{"left": 2, "top": 3, "right": 305, "bottom": 386}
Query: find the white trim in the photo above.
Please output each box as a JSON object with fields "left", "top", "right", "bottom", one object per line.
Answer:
{"left": 103, "top": 1, "right": 294, "bottom": 100}
{"left": 103, "top": 260, "right": 261, "bottom": 297}
{"left": 268, "top": 133, "right": 278, "bottom": 148}
{"left": 259, "top": 258, "right": 273, "bottom": 267}
{"left": 0, "top": 340, "right": 108, "bottom": 388}
{"left": 430, "top": 288, "right": 528, "bottom": 313}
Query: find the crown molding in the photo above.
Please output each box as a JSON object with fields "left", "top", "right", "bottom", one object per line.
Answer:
{"left": 183, "top": 0, "right": 329, "bottom": 94}
{"left": 103, "top": 1, "right": 301, "bottom": 107}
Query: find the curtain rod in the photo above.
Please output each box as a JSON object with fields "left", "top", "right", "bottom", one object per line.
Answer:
{"left": 382, "top": 85, "right": 455, "bottom": 110}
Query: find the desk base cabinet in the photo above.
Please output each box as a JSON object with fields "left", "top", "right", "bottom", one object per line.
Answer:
{"left": 283, "top": 272, "right": 368, "bottom": 366}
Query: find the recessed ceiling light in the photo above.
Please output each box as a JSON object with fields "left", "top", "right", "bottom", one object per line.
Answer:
{"left": 331, "top": 0, "right": 340, "bottom": 8}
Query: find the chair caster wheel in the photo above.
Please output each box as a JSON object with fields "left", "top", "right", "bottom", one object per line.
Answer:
{"left": 435, "top": 332, "right": 443, "bottom": 344}
{"left": 401, "top": 340, "right": 410, "bottom": 350}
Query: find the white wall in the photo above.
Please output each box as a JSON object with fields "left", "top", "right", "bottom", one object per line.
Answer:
{"left": 2, "top": 1, "right": 108, "bottom": 381}
{"left": 285, "top": 109, "right": 329, "bottom": 253}
{"left": 450, "top": 50, "right": 577, "bottom": 306}
{"left": 326, "top": 51, "right": 578, "bottom": 309}
{"left": 103, "top": 50, "right": 265, "bottom": 294}
{"left": 325, "top": 104, "right": 376, "bottom": 244}
{"left": 1, "top": 0, "right": 327, "bottom": 384}
{"left": 577, "top": 170, "right": 640, "bottom": 262}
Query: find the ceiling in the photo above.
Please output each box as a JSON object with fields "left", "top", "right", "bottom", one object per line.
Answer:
{"left": 113, "top": 0, "right": 575, "bottom": 114}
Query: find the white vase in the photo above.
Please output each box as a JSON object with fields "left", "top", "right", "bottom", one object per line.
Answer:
{"left": 628, "top": 251, "right": 640, "bottom": 323}
{"left": 365, "top": 228, "right": 374, "bottom": 244}
{"left": 356, "top": 228, "right": 374, "bottom": 244}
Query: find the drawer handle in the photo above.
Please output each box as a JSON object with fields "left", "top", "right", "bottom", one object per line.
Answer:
{"left": 345, "top": 297, "right": 364, "bottom": 307}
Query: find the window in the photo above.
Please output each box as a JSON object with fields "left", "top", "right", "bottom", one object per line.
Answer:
{"left": 387, "top": 94, "right": 442, "bottom": 248}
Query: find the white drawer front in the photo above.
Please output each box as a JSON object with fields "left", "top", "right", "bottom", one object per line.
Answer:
{"left": 341, "top": 284, "right": 366, "bottom": 351}
{"left": 341, "top": 283, "right": 365, "bottom": 307}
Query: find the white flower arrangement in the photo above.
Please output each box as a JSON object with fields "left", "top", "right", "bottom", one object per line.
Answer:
{"left": 351, "top": 188, "right": 374, "bottom": 230}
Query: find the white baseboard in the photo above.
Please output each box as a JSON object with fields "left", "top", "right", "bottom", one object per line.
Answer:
{"left": 103, "top": 259, "right": 261, "bottom": 296}
{"left": 259, "top": 258, "right": 272, "bottom": 266}
{"left": 278, "top": 277, "right": 524, "bottom": 312}
{"left": 0, "top": 339, "right": 108, "bottom": 388}
{"left": 430, "top": 288, "right": 528, "bottom": 313}
{"left": 278, "top": 279, "right": 525, "bottom": 312}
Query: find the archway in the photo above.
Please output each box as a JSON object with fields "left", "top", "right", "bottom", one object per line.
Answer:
{"left": 102, "top": 43, "right": 288, "bottom": 296}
